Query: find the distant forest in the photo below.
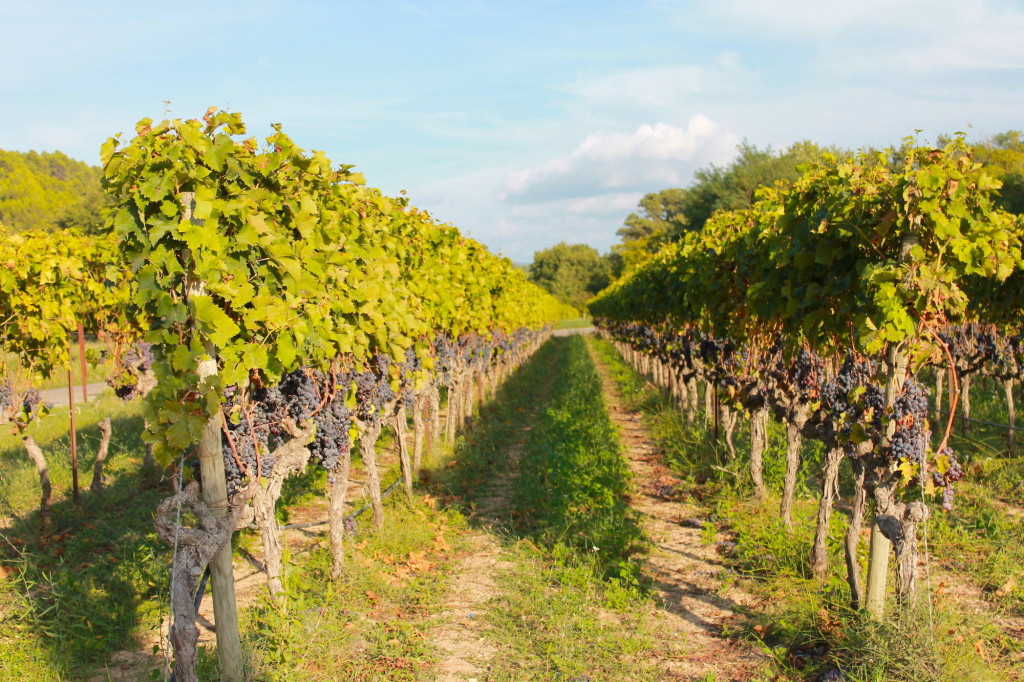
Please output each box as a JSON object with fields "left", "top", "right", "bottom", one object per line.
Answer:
{"left": 0, "top": 149, "right": 104, "bottom": 232}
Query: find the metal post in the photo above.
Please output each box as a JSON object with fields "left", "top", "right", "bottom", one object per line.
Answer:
{"left": 78, "top": 321, "right": 88, "bottom": 403}
{"left": 67, "top": 363, "right": 79, "bottom": 506}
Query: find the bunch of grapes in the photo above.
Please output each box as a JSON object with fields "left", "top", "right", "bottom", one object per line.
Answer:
{"left": 0, "top": 381, "right": 47, "bottom": 427}
{"left": 0, "top": 381, "right": 11, "bottom": 413}
{"left": 887, "top": 378, "right": 930, "bottom": 465}
{"left": 220, "top": 366, "right": 356, "bottom": 494}
{"left": 397, "top": 347, "right": 421, "bottom": 410}
{"left": 821, "top": 354, "right": 883, "bottom": 444}
{"left": 353, "top": 354, "right": 395, "bottom": 423}
{"left": 280, "top": 368, "right": 355, "bottom": 472}
{"left": 434, "top": 333, "right": 458, "bottom": 387}
{"left": 789, "top": 349, "right": 824, "bottom": 393}
{"left": 930, "top": 446, "right": 964, "bottom": 511}
{"left": 108, "top": 341, "right": 154, "bottom": 400}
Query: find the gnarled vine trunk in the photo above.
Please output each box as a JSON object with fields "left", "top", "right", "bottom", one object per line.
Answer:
{"left": 250, "top": 419, "right": 314, "bottom": 596}
{"left": 358, "top": 419, "right": 385, "bottom": 529}
{"left": 89, "top": 418, "right": 113, "bottom": 495}
{"left": 844, "top": 459, "right": 868, "bottom": 610}
{"left": 1005, "top": 378, "right": 1016, "bottom": 456}
{"left": 23, "top": 435, "right": 51, "bottom": 522}
{"left": 154, "top": 482, "right": 253, "bottom": 682}
{"left": 781, "top": 403, "right": 810, "bottom": 530}
{"left": 412, "top": 391, "right": 426, "bottom": 476}
{"left": 393, "top": 404, "right": 413, "bottom": 496}
{"left": 749, "top": 406, "right": 769, "bottom": 501}
{"left": 809, "top": 446, "right": 844, "bottom": 579}
{"left": 328, "top": 443, "right": 353, "bottom": 580}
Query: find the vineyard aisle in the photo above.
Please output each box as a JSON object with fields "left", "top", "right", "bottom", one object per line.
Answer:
{"left": 428, "top": 339, "right": 565, "bottom": 681}
{"left": 588, "top": 339, "right": 769, "bottom": 680}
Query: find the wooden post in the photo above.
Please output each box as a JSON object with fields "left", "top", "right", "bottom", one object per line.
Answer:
{"left": 182, "top": 191, "right": 243, "bottom": 681}
{"left": 67, "top": 364, "right": 80, "bottom": 506}
{"left": 77, "top": 321, "right": 88, "bottom": 404}
{"left": 865, "top": 345, "right": 909, "bottom": 619}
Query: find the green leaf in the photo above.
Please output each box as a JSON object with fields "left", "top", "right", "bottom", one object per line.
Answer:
{"left": 192, "top": 295, "right": 240, "bottom": 348}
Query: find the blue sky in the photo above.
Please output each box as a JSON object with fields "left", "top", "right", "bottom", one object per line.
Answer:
{"left": 2, "top": 0, "right": 1023, "bottom": 262}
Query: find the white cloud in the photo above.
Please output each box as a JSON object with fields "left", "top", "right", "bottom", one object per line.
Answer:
{"left": 499, "top": 116, "right": 739, "bottom": 203}
{"left": 564, "top": 53, "right": 751, "bottom": 110}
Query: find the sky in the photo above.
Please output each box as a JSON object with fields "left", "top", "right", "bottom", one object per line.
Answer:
{"left": 2, "top": 0, "right": 1023, "bottom": 262}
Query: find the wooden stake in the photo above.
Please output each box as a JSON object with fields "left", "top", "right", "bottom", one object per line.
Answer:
{"left": 182, "top": 191, "right": 243, "bottom": 681}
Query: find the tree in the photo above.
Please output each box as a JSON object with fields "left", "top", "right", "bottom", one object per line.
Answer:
{"left": 973, "top": 130, "right": 1024, "bottom": 215}
{"left": 0, "top": 149, "right": 104, "bottom": 232}
{"left": 607, "top": 141, "right": 839, "bottom": 278}
{"left": 528, "top": 242, "right": 608, "bottom": 310}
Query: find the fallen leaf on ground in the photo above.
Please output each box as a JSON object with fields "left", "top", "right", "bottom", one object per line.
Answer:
{"left": 994, "top": 575, "right": 1016, "bottom": 598}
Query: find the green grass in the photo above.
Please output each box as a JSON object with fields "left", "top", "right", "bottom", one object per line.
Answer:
{"left": 556, "top": 317, "right": 593, "bottom": 330}
{"left": 588, "top": 334, "right": 1020, "bottom": 681}
{"left": 230, "top": 495, "right": 470, "bottom": 681}
{"left": 0, "top": 395, "right": 146, "bottom": 517}
{"left": 0, "top": 399, "right": 170, "bottom": 679}
{"left": 482, "top": 541, "right": 664, "bottom": 681}
{"left": 511, "top": 335, "right": 645, "bottom": 580}
{"left": 439, "top": 336, "right": 663, "bottom": 678}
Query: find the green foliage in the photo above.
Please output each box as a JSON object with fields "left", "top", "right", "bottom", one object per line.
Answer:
{"left": 969, "top": 130, "right": 1024, "bottom": 215}
{"left": 528, "top": 241, "right": 608, "bottom": 310}
{"left": 101, "top": 108, "right": 564, "bottom": 463}
{"left": 0, "top": 149, "right": 104, "bottom": 233}
{"left": 591, "top": 136, "right": 1021, "bottom": 358}
{"left": 0, "top": 228, "right": 138, "bottom": 431}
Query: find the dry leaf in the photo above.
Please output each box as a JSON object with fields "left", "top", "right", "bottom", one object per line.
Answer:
{"left": 384, "top": 575, "right": 407, "bottom": 588}
{"left": 0, "top": 565, "right": 11, "bottom": 581}
{"left": 974, "top": 640, "right": 987, "bottom": 661}
{"left": 422, "top": 494, "right": 438, "bottom": 508}
{"left": 365, "top": 590, "right": 380, "bottom": 603}
{"left": 433, "top": 534, "right": 452, "bottom": 552}
{"left": 994, "top": 575, "right": 1016, "bottom": 599}
{"left": 408, "top": 551, "right": 433, "bottom": 572}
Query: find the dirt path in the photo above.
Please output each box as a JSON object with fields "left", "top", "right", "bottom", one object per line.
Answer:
{"left": 429, "top": 365, "right": 558, "bottom": 681}
{"left": 589, "top": 342, "right": 768, "bottom": 681}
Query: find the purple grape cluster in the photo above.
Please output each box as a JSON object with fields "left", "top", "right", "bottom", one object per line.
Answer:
{"left": 0, "top": 381, "right": 47, "bottom": 426}
{"left": 108, "top": 341, "right": 154, "bottom": 400}
{"left": 353, "top": 354, "right": 396, "bottom": 423}
{"left": 887, "top": 379, "right": 930, "bottom": 465}
{"left": 821, "top": 354, "right": 884, "bottom": 446}
{"left": 930, "top": 446, "right": 964, "bottom": 511}
{"left": 220, "top": 366, "right": 355, "bottom": 494}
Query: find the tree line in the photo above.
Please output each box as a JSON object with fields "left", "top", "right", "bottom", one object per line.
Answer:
{"left": 527, "top": 131, "right": 1024, "bottom": 307}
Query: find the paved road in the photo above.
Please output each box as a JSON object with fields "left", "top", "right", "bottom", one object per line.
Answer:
{"left": 38, "top": 382, "right": 110, "bottom": 408}
{"left": 553, "top": 327, "right": 595, "bottom": 337}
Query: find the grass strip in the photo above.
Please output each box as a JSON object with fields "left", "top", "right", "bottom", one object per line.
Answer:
{"left": 511, "top": 335, "right": 645, "bottom": 580}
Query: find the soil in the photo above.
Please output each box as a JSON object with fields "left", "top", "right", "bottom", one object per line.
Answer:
{"left": 588, "top": 342, "right": 770, "bottom": 681}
